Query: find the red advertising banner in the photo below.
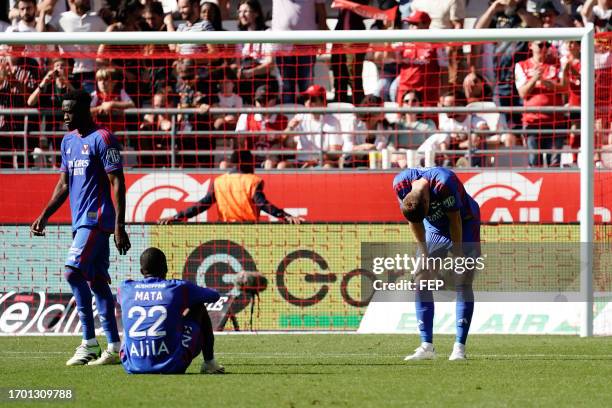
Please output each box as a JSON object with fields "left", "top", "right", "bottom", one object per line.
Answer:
{"left": 1, "top": 171, "right": 611, "bottom": 223}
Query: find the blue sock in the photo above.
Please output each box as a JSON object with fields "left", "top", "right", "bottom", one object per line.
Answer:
{"left": 456, "top": 285, "right": 474, "bottom": 345}
{"left": 415, "top": 289, "right": 434, "bottom": 344}
{"left": 90, "top": 279, "right": 120, "bottom": 344}
{"left": 64, "top": 268, "right": 95, "bottom": 341}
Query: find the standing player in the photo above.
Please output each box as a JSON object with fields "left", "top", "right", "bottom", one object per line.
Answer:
{"left": 31, "top": 89, "right": 131, "bottom": 366}
{"left": 119, "top": 247, "right": 224, "bottom": 374}
{"left": 158, "top": 150, "right": 303, "bottom": 224}
{"left": 393, "top": 167, "right": 480, "bottom": 361}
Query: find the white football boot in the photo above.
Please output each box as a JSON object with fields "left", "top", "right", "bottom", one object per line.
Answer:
{"left": 66, "top": 343, "right": 101, "bottom": 366}
{"left": 201, "top": 359, "right": 226, "bottom": 374}
{"left": 88, "top": 350, "right": 121, "bottom": 366}
{"left": 404, "top": 343, "right": 436, "bottom": 361}
{"left": 448, "top": 342, "right": 467, "bottom": 361}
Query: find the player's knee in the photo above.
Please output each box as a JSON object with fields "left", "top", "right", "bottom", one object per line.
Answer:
{"left": 64, "top": 267, "right": 83, "bottom": 284}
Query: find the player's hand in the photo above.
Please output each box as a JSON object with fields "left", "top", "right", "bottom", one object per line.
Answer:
{"left": 114, "top": 225, "right": 131, "bottom": 255}
{"left": 284, "top": 215, "right": 305, "bottom": 225}
{"left": 157, "top": 216, "right": 176, "bottom": 225}
{"left": 30, "top": 215, "right": 48, "bottom": 236}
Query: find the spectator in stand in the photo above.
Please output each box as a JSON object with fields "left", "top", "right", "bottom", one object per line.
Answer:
{"left": 331, "top": 0, "right": 366, "bottom": 104}
{"left": 42, "top": 0, "right": 107, "bottom": 93}
{"left": 173, "top": 58, "right": 214, "bottom": 167}
{"left": 396, "top": 90, "right": 437, "bottom": 150}
{"left": 463, "top": 71, "right": 516, "bottom": 147}
{"left": 560, "top": 40, "right": 581, "bottom": 164}
{"left": 234, "top": 0, "right": 280, "bottom": 106}
{"left": 31, "top": 136, "right": 56, "bottom": 168}
{"left": 90, "top": 68, "right": 135, "bottom": 136}
{"left": 28, "top": 57, "right": 75, "bottom": 137}
{"left": 394, "top": 11, "right": 442, "bottom": 109}
{"left": 6, "top": 0, "right": 37, "bottom": 34}
{"left": 0, "top": 59, "right": 22, "bottom": 167}
{"left": 142, "top": 2, "right": 172, "bottom": 98}
{"left": 139, "top": 90, "right": 172, "bottom": 167}
{"left": 281, "top": 85, "right": 343, "bottom": 168}
{"left": 167, "top": 0, "right": 214, "bottom": 55}
{"left": 515, "top": 41, "right": 565, "bottom": 167}
{"left": 581, "top": 0, "right": 611, "bottom": 32}
{"left": 475, "top": 0, "right": 537, "bottom": 130}
{"left": 409, "top": 0, "right": 466, "bottom": 85}
{"left": 232, "top": 83, "right": 288, "bottom": 169}
{"left": 211, "top": 68, "right": 243, "bottom": 158}
{"left": 271, "top": 0, "right": 327, "bottom": 103}
{"left": 97, "top": 0, "right": 145, "bottom": 106}
{"left": 201, "top": 1, "right": 223, "bottom": 31}
{"left": 370, "top": 8, "right": 402, "bottom": 102}
{"left": 436, "top": 89, "right": 489, "bottom": 167}
{"left": 343, "top": 94, "right": 392, "bottom": 167}
{"left": 212, "top": 68, "right": 243, "bottom": 131}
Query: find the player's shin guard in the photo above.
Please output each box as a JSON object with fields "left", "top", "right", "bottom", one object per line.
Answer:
{"left": 90, "top": 278, "right": 120, "bottom": 344}
{"left": 455, "top": 285, "right": 474, "bottom": 345}
{"left": 200, "top": 307, "right": 215, "bottom": 361}
{"left": 64, "top": 267, "right": 95, "bottom": 341}
{"left": 415, "top": 289, "right": 434, "bottom": 344}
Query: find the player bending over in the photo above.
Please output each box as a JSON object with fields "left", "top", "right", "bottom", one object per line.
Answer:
{"left": 31, "top": 89, "right": 131, "bottom": 366}
{"left": 393, "top": 167, "right": 480, "bottom": 361}
{"left": 119, "top": 247, "right": 224, "bottom": 374}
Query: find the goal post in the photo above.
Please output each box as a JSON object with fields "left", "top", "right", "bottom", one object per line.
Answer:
{"left": 0, "top": 26, "right": 603, "bottom": 335}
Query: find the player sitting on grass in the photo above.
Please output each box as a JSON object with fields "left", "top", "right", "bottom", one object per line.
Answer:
{"left": 393, "top": 167, "right": 481, "bottom": 361}
{"left": 119, "top": 247, "right": 225, "bottom": 374}
{"left": 31, "top": 89, "right": 130, "bottom": 366}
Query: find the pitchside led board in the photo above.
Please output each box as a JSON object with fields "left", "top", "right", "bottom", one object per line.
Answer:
{"left": 1, "top": 171, "right": 612, "bottom": 335}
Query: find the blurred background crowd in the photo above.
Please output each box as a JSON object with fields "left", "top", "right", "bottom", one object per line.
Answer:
{"left": 0, "top": 0, "right": 611, "bottom": 169}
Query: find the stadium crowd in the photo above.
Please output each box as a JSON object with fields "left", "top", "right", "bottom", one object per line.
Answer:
{"left": 0, "top": 0, "right": 611, "bottom": 169}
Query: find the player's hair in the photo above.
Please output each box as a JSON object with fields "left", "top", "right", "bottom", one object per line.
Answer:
{"left": 140, "top": 247, "right": 168, "bottom": 278}
{"left": 231, "top": 150, "right": 255, "bottom": 174}
{"left": 63, "top": 89, "right": 92, "bottom": 108}
{"left": 401, "top": 190, "right": 427, "bottom": 223}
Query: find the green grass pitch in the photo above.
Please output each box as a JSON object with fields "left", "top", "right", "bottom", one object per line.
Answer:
{"left": 1, "top": 334, "right": 612, "bottom": 408}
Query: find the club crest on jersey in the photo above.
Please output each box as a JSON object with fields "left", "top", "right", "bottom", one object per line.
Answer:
{"left": 81, "top": 144, "right": 90, "bottom": 155}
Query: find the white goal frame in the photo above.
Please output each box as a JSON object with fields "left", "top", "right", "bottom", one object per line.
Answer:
{"left": 0, "top": 25, "right": 596, "bottom": 336}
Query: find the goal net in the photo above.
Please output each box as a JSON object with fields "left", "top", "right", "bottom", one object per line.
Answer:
{"left": 0, "top": 28, "right": 610, "bottom": 334}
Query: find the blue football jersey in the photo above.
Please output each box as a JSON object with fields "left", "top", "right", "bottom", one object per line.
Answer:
{"left": 119, "top": 277, "right": 220, "bottom": 374}
{"left": 392, "top": 167, "right": 479, "bottom": 230}
{"left": 59, "top": 128, "right": 122, "bottom": 232}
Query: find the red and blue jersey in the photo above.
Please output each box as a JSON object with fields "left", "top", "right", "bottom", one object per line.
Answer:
{"left": 59, "top": 128, "right": 122, "bottom": 232}
{"left": 119, "top": 277, "right": 220, "bottom": 374}
{"left": 393, "top": 167, "right": 479, "bottom": 231}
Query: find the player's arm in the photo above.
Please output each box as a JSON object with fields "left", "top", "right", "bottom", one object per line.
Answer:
{"left": 30, "top": 172, "right": 69, "bottom": 236}
{"left": 185, "top": 281, "right": 221, "bottom": 306}
{"left": 409, "top": 221, "right": 428, "bottom": 258}
{"left": 158, "top": 190, "right": 216, "bottom": 224}
{"left": 253, "top": 181, "right": 304, "bottom": 224}
{"left": 108, "top": 170, "right": 131, "bottom": 255}
{"left": 447, "top": 210, "right": 463, "bottom": 257}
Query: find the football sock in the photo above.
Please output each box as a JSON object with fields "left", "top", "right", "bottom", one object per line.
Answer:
{"left": 455, "top": 285, "right": 474, "bottom": 345}
{"left": 90, "top": 278, "right": 121, "bottom": 344}
{"left": 108, "top": 342, "right": 121, "bottom": 353}
{"left": 200, "top": 308, "right": 215, "bottom": 361}
{"left": 83, "top": 338, "right": 98, "bottom": 347}
{"left": 415, "top": 289, "right": 434, "bottom": 344}
{"left": 64, "top": 268, "right": 95, "bottom": 341}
